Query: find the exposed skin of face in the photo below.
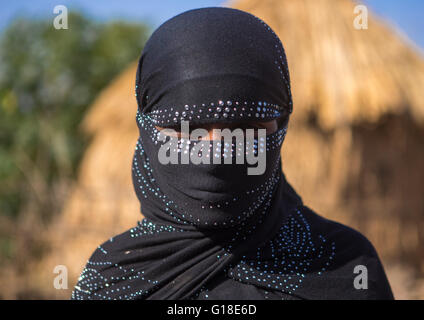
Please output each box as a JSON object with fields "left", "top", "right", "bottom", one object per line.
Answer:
{"left": 155, "top": 120, "right": 278, "bottom": 140}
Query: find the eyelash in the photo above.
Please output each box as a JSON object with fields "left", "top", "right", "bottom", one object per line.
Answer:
{"left": 168, "top": 125, "right": 266, "bottom": 132}
{"left": 241, "top": 124, "right": 264, "bottom": 129}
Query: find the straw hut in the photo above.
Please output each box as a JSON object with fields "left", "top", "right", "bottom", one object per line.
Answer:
{"left": 32, "top": 0, "right": 424, "bottom": 299}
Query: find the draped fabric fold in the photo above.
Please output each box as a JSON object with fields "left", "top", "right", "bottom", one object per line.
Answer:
{"left": 72, "top": 7, "right": 393, "bottom": 300}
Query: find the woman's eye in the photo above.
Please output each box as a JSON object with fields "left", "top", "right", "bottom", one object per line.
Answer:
{"left": 237, "top": 123, "right": 253, "bottom": 129}
{"left": 239, "top": 124, "right": 264, "bottom": 130}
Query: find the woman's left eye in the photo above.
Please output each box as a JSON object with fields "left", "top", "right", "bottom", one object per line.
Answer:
{"left": 241, "top": 124, "right": 264, "bottom": 130}
{"left": 237, "top": 123, "right": 257, "bottom": 129}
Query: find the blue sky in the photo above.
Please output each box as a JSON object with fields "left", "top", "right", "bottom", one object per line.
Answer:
{"left": 0, "top": 0, "right": 423, "bottom": 50}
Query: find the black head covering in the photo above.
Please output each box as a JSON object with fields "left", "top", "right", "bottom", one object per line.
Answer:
{"left": 135, "top": 6, "right": 292, "bottom": 125}
{"left": 72, "top": 7, "right": 393, "bottom": 300}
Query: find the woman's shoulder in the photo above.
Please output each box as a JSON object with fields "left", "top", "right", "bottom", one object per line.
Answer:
{"left": 85, "top": 225, "right": 139, "bottom": 263}
{"left": 71, "top": 227, "right": 138, "bottom": 299}
{"left": 299, "top": 205, "right": 378, "bottom": 257}
{"left": 297, "top": 205, "right": 394, "bottom": 299}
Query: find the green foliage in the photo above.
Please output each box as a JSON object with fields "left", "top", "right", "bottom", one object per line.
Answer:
{"left": 0, "top": 12, "right": 150, "bottom": 221}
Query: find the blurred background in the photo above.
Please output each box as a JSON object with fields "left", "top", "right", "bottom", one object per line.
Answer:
{"left": 0, "top": 0, "right": 423, "bottom": 299}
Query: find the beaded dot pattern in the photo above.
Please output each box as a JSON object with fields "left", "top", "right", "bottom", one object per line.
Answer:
{"left": 71, "top": 14, "right": 338, "bottom": 300}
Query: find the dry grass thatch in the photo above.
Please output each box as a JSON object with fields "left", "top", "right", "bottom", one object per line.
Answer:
{"left": 229, "top": 0, "right": 424, "bottom": 130}
{"left": 14, "top": 0, "right": 424, "bottom": 299}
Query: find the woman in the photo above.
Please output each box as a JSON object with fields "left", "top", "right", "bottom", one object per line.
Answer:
{"left": 72, "top": 7, "right": 393, "bottom": 300}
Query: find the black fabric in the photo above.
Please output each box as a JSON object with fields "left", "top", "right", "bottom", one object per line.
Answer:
{"left": 135, "top": 6, "right": 292, "bottom": 127}
{"left": 72, "top": 7, "right": 394, "bottom": 300}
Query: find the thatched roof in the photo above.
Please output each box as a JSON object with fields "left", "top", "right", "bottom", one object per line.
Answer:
{"left": 227, "top": 0, "right": 424, "bottom": 130}
{"left": 83, "top": 62, "right": 139, "bottom": 135}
